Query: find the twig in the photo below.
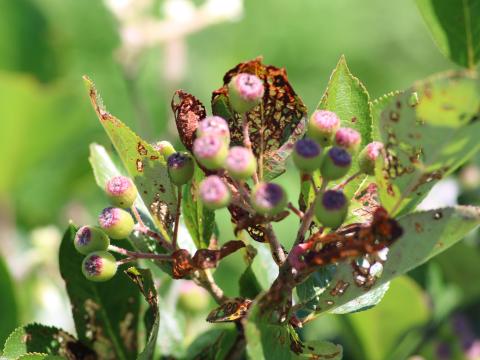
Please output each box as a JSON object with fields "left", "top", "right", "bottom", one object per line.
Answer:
{"left": 109, "top": 244, "right": 172, "bottom": 261}
{"left": 265, "top": 224, "right": 286, "bottom": 265}
{"left": 131, "top": 205, "right": 147, "bottom": 230}
{"left": 242, "top": 113, "right": 259, "bottom": 184}
{"left": 287, "top": 202, "right": 304, "bottom": 219}
{"left": 131, "top": 206, "right": 174, "bottom": 251}
{"left": 172, "top": 186, "right": 182, "bottom": 249}
{"left": 196, "top": 269, "right": 225, "bottom": 304}
{"left": 333, "top": 171, "right": 361, "bottom": 191}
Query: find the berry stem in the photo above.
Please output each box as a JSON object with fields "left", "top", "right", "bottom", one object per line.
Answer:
{"left": 287, "top": 202, "right": 304, "bottom": 219}
{"left": 133, "top": 222, "right": 173, "bottom": 252}
{"left": 333, "top": 171, "right": 361, "bottom": 190}
{"left": 241, "top": 113, "right": 259, "bottom": 184}
{"left": 109, "top": 244, "right": 173, "bottom": 261}
{"left": 266, "top": 224, "right": 287, "bottom": 265}
{"left": 172, "top": 185, "right": 182, "bottom": 250}
{"left": 195, "top": 269, "right": 225, "bottom": 303}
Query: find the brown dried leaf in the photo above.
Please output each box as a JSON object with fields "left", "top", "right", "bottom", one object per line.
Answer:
{"left": 191, "top": 240, "right": 245, "bottom": 269}
{"left": 171, "top": 90, "right": 207, "bottom": 150}
{"left": 206, "top": 298, "right": 253, "bottom": 323}
{"left": 171, "top": 249, "right": 194, "bottom": 279}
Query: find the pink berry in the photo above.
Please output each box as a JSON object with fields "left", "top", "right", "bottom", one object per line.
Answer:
{"left": 225, "top": 146, "right": 257, "bottom": 180}
{"left": 197, "top": 116, "right": 230, "bottom": 144}
{"left": 335, "top": 127, "right": 361, "bottom": 152}
{"left": 228, "top": 73, "right": 265, "bottom": 113}
{"left": 358, "top": 141, "right": 384, "bottom": 175}
{"left": 308, "top": 110, "right": 341, "bottom": 146}
{"left": 193, "top": 135, "right": 228, "bottom": 170}
{"left": 199, "top": 175, "right": 231, "bottom": 210}
{"left": 105, "top": 176, "right": 138, "bottom": 208}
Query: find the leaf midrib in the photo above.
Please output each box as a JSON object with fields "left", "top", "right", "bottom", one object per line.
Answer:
{"left": 462, "top": 0, "right": 475, "bottom": 68}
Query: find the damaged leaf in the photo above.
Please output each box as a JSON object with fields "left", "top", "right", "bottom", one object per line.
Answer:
{"left": 59, "top": 225, "right": 139, "bottom": 360}
{"left": 374, "top": 71, "right": 480, "bottom": 215}
{"left": 207, "top": 298, "right": 253, "bottom": 323}
{"left": 212, "top": 57, "right": 307, "bottom": 180}
{"left": 84, "top": 76, "right": 177, "bottom": 240}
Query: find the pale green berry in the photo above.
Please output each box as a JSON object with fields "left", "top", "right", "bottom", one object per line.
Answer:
{"left": 307, "top": 110, "right": 340, "bottom": 146}
{"left": 197, "top": 116, "right": 230, "bottom": 145}
{"left": 225, "top": 146, "right": 257, "bottom": 180}
{"left": 98, "top": 207, "right": 134, "bottom": 240}
{"left": 199, "top": 175, "right": 231, "bottom": 210}
{"left": 105, "top": 176, "right": 138, "bottom": 208}
{"left": 314, "top": 190, "right": 349, "bottom": 229}
{"left": 193, "top": 135, "right": 228, "bottom": 170}
{"left": 74, "top": 225, "right": 110, "bottom": 255}
{"left": 334, "top": 127, "right": 361, "bottom": 153}
{"left": 358, "top": 142, "right": 384, "bottom": 175}
{"left": 228, "top": 73, "right": 264, "bottom": 113}
{"left": 167, "top": 152, "right": 195, "bottom": 185}
{"left": 153, "top": 140, "right": 176, "bottom": 158}
{"left": 82, "top": 251, "right": 117, "bottom": 282}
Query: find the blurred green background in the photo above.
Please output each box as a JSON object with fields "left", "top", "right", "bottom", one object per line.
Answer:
{"left": 1, "top": 0, "right": 480, "bottom": 359}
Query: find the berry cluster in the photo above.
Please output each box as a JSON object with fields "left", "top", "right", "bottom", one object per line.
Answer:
{"left": 74, "top": 176, "right": 137, "bottom": 281}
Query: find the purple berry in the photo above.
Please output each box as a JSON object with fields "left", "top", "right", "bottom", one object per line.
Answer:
{"left": 199, "top": 175, "right": 231, "bottom": 210}
{"left": 193, "top": 135, "right": 228, "bottom": 170}
{"left": 197, "top": 116, "right": 230, "bottom": 144}
{"left": 225, "top": 146, "right": 257, "bottom": 180}
{"left": 74, "top": 225, "right": 110, "bottom": 255}
{"left": 358, "top": 141, "right": 384, "bottom": 175}
{"left": 335, "top": 127, "right": 361, "bottom": 152}
{"left": 320, "top": 147, "right": 352, "bottom": 181}
{"left": 308, "top": 110, "right": 340, "bottom": 146}
{"left": 314, "top": 190, "right": 349, "bottom": 228}
{"left": 105, "top": 176, "right": 138, "bottom": 208}
{"left": 167, "top": 152, "right": 195, "bottom": 185}
{"left": 98, "top": 207, "right": 134, "bottom": 240}
{"left": 228, "top": 73, "right": 264, "bottom": 113}
{"left": 251, "top": 182, "right": 288, "bottom": 216}
{"left": 292, "top": 138, "right": 322, "bottom": 173}
{"left": 82, "top": 251, "right": 117, "bottom": 282}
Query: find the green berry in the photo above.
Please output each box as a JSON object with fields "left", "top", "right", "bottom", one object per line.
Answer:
{"left": 358, "top": 142, "right": 384, "bottom": 175}
{"left": 199, "top": 175, "right": 231, "bottom": 210}
{"left": 193, "top": 135, "right": 228, "bottom": 170}
{"left": 105, "top": 176, "right": 138, "bottom": 208}
{"left": 251, "top": 182, "right": 288, "bottom": 216}
{"left": 197, "top": 116, "right": 230, "bottom": 145}
{"left": 74, "top": 225, "right": 110, "bottom": 255}
{"left": 314, "top": 190, "right": 349, "bottom": 228}
{"left": 320, "top": 147, "right": 352, "bottom": 181}
{"left": 82, "top": 251, "right": 117, "bottom": 282}
{"left": 178, "top": 281, "right": 210, "bottom": 312}
{"left": 292, "top": 138, "right": 323, "bottom": 173}
{"left": 153, "top": 140, "right": 176, "bottom": 158}
{"left": 167, "top": 152, "right": 195, "bottom": 185}
{"left": 307, "top": 110, "right": 340, "bottom": 146}
{"left": 335, "top": 127, "right": 361, "bottom": 153}
{"left": 98, "top": 207, "right": 134, "bottom": 240}
{"left": 225, "top": 146, "right": 257, "bottom": 180}
{"left": 228, "top": 73, "right": 264, "bottom": 113}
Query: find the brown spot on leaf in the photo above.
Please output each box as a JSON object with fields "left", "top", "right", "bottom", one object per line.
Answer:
{"left": 136, "top": 159, "right": 144, "bottom": 172}
{"left": 330, "top": 280, "right": 350, "bottom": 296}
{"left": 137, "top": 142, "right": 147, "bottom": 156}
{"left": 415, "top": 222, "right": 423, "bottom": 233}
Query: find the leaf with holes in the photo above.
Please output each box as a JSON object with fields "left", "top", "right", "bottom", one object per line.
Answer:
{"left": 212, "top": 57, "right": 307, "bottom": 180}
{"left": 59, "top": 225, "right": 140, "bottom": 360}
{"left": 125, "top": 267, "right": 159, "bottom": 360}
{"left": 182, "top": 166, "right": 216, "bottom": 249}
{"left": 2, "top": 324, "right": 94, "bottom": 359}
{"left": 84, "top": 76, "right": 177, "bottom": 240}
{"left": 374, "top": 72, "right": 480, "bottom": 215}
{"left": 295, "top": 206, "right": 480, "bottom": 317}
{"left": 416, "top": 0, "right": 480, "bottom": 68}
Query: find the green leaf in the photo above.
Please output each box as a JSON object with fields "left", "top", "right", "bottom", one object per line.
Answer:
{"left": 317, "top": 55, "right": 372, "bottom": 195}
{"left": 211, "top": 58, "right": 307, "bottom": 180}
{"left": 184, "top": 328, "right": 238, "bottom": 360}
{"left": 0, "top": 254, "right": 17, "bottom": 346}
{"left": 415, "top": 0, "right": 480, "bottom": 68}
{"left": 374, "top": 72, "right": 480, "bottom": 215}
{"left": 182, "top": 165, "right": 216, "bottom": 249}
{"left": 17, "top": 354, "right": 64, "bottom": 360}
{"left": 291, "top": 341, "right": 342, "bottom": 360}
{"left": 84, "top": 76, "right": 177, "bottom": 240}
{"left": 345, "top": 276, "right": 429, "bottom": 360}
{"left": 59, "top": 225, "right": 140, "bottom": 360}
{"left": 2, "top": 324, "right": 94, "bottom": 359}
{"left": 295, "top": 206, "right": 480, "bottom": 316}
{"left": 239, "top": 247, "right": 264, "bottom": 299}
{"left": 125, "top": 267, "right": 159, "bottom": 360}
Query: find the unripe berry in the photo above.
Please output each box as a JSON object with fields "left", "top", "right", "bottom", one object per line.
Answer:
{"left": 105, "top": 176, "right": 138, "bottom": 208}
{"left": 251, "top": 182, "right": 288, "bottom": 216}
{"left": 74, "top": 225, "right": 110, "bottom": 255}
{"left": 358, "top": 142, "right": 384, "bottom": 175}
{"left": 193, "top": 135, "right": 228, "bottom": 170}
{"left": 335, "top": 127, "right": 361, "bottom": 153}
{"left": 82, "top": 251, "right": 117, "bottom": 282}
{"left": 178, "top": 281, "right": 210, "bottom": 313}
{"left": 225, "top": 146, "right": 257, "bottom": 180}
{"left": 153, "top": 140, "right": 176, "bottom": 158}
{"left": 292, "top": 138, "right": 323, "bottom": 173}
{"left": 199, "top": 175, "right": 231, "bottom": 210}
{"left": 308, "top": 110, "right": 340, "bottom": 146}
{"left": 320, "top": 147, "right": 352, "bottom": 181}
{"left": 228, "top": 73, "right": 264, "bottom": 113}
{"left": 314, "top": 190, "right": 349, "bottom": 229}
{"left": 167, "top": 152, "right": 195, "bottom": 185}
{"left": 98, "top": 207, "right": 134, "bottom": 240}
{"left": 197, "top": 116, "right": 230, "bottom": 145}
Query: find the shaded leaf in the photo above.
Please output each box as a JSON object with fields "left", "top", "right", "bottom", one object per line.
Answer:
{"left": 295, "top": 206, "right": 480, "bottom": 316}
{"left": 0, "top": 254, "right": 18, "bottom": 346}
{"left": 212, "top": 57, "right": 307, "bottom": 180}
{"left": 84, "top": 76, "right": 177, "bottom": 240}
{"left": 416, "top": 0, "right": 480, "bottom": 68}
{"left": 184, "top": 328, "right": 238, "bottom": 360}
{"left": 2, "top": 324, "right": 95, "bottom": 359}
{"left": 182, "top": 166, "right": 216, "bottom": 249}
{"left": 191, "top": 240, "right": 245, "bottom": 269}
{"left": 59, "top": 225, "right": 139, "bottom": 360}
{"left": 239, "top": 246, "right": 264, "bottom": 299}
{"left": 171, "top": 90, "right": 206, "bottom": 151}
{"left": 374, "top": 72, "right": 480, "bottom": 215}
{"left": 291, "top": 341, "right": 342, "bottom": 360}
{"left": 125, "top": 267, "right": 159, "bottom": 360}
